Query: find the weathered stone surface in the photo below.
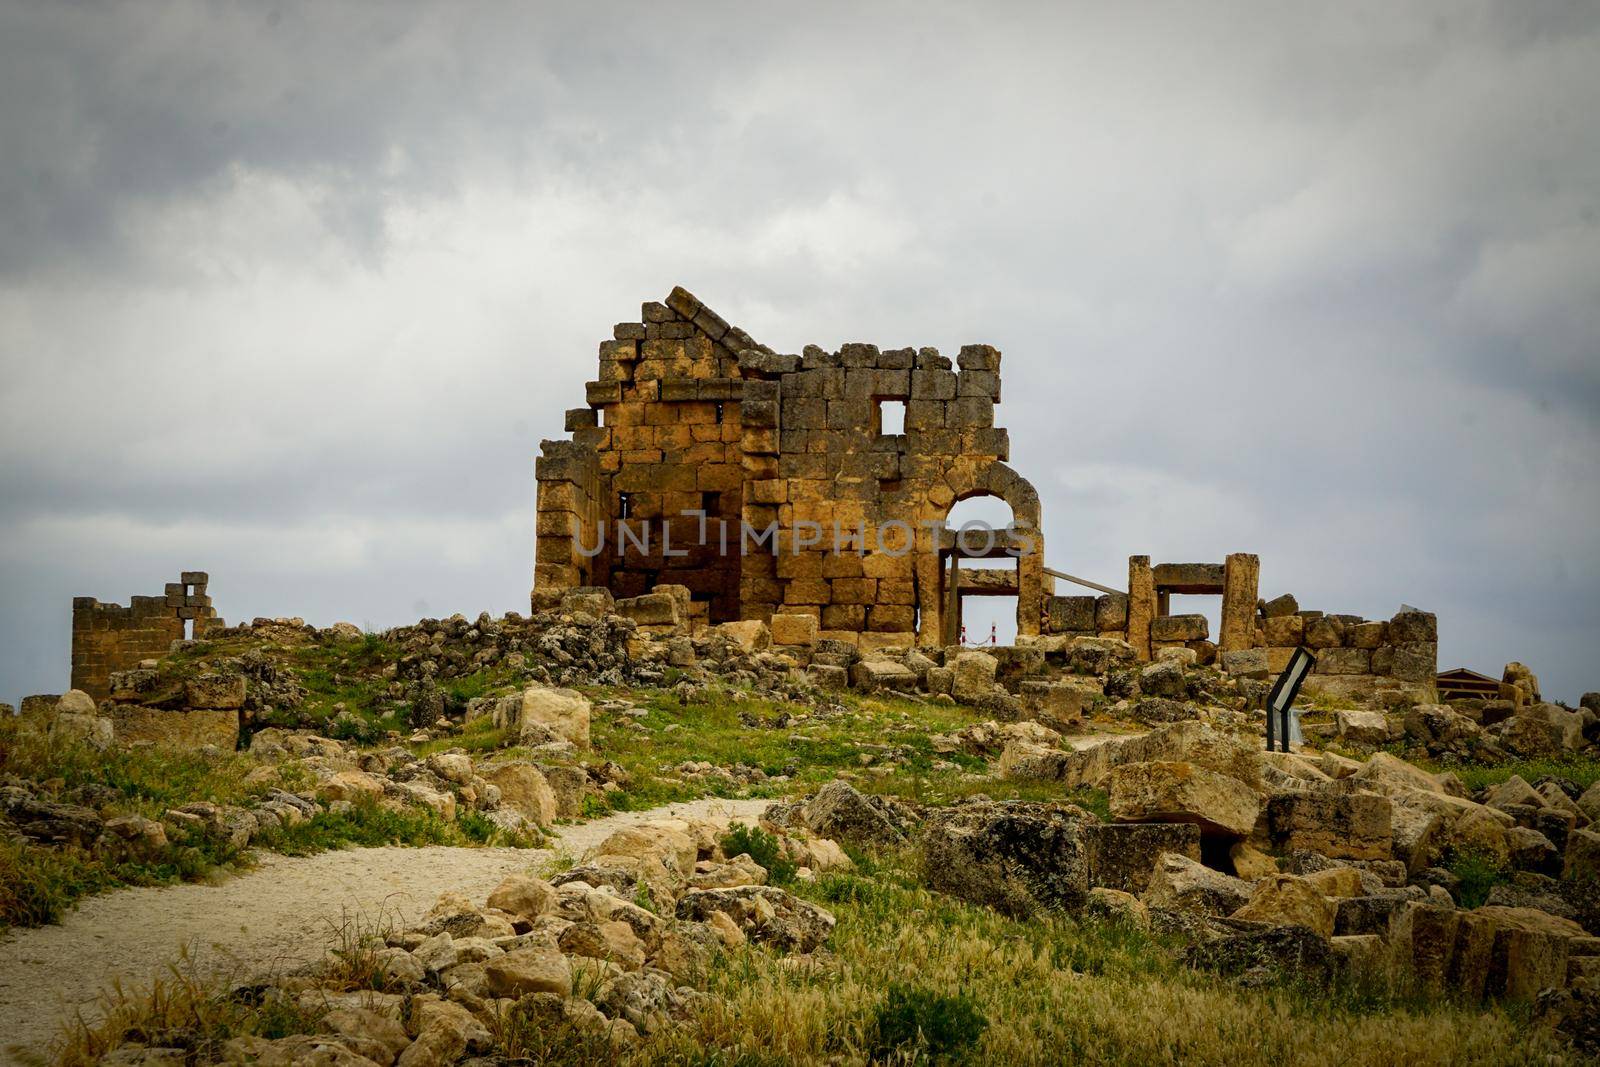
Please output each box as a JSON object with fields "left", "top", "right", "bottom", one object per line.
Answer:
{"left": 184, "top": 673, "right": 246, "bottom": 709}
{"left": 1143, "top": 853, "right": 1253, "bottom": 915}
{"left": 1566, "top": 827, "right": 1600, "bottom": 881}
{"left": 1267, "top": 791, "right": 1393, "bottom": 860}
{"left": 849, "top": 658, "right": 917, "bottom": 692}
{"left": 480, "top": 762, "right": 558, "bottom": 826}
{"left": 496, "top": 685, "right": 591, "bottom": 748}
{"left": 316, "top": 770, "right": 385, "bottom": 804}
{"left": 769, "top": 613, "right": 819, "bottom": 646}
{"left": 1150, "top": 614, "right": 1208, "bottom": 642}
{"left": 951, "top": 650, "right": 1000, "bottom": 703}
{"left": 485, "top": 874, "right": 557, "bottom": 920}
{"left": 919, "top": 800, "right": 1094, "bottom": 916}
{"left": 1220, "top": 648, "right": 1269, "bottom": 679}
{"left": 803, "top": 780, "right": 911, "bottom": 847}
{"left": 483, "top": 945, "right": 572, "bottom": 997}
{"left": 675, "top": 886, "right": 836, "bottom": 952}
{"left": 1336, "top": 709, "right": 1391, "bottom": 745}
{"left": 1231, "top": 874, "right": 1337, "bottom": 938}
{"left": 1109, "top": 761, "right": 1259, "bottom": 838}
{"left": 1084, "top": 822, "right": 1202, "bottom": 894}
{"left": 716, "top": 620, "right": 770, "bottom": 653}
{"left": 1138, "top": 659, "right": 1187, "bottom": 699}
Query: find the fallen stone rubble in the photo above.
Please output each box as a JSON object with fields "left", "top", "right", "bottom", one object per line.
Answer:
{"left": 95, "top": 811, "right": 848, "bottom": 1065}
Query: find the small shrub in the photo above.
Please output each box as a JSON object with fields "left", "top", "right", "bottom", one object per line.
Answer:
{"left": 1447, "top": 848, "right": 1510, "bottom": 909}
{"left": 870, "top": 983, "right": 988, "bottom": 1062}
{"left": 721, "top": 822, "right": 796, "bottom": 885}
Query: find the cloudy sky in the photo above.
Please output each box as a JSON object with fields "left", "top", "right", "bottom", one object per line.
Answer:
{"left": 1, "top": 1, "right": 1596, "bottom": 705}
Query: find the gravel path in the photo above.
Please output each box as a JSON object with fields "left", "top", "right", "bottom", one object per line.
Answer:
{"left": 0, "top": 796, "right": 769, "bottom": 1065}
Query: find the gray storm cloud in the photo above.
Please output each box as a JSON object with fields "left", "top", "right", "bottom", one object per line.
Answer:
{"left": 1, "top": 0, "right": 1596, "bottom": 703}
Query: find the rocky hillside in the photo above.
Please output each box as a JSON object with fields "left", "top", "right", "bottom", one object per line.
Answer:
{"left": 4, "top": 602, "right": 1599, "bottom": 1063}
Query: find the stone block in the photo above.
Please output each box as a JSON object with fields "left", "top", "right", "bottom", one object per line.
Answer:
{"left": 1150, "top": 614, "right": 1208, "bottom": 642}
{"left": 1317, "top": 648, "right": 1373, "bottom": 675}
{"left": 1084, "top": 822, "right": 1201, "bottom": 894}
{"left": 770, "top": 613, "right": 819, "bottom": 647}
{"left": 1263, "top": 615, "right": 1303, "bottom": 646}
{"left": 1109, "top": 761, "right": 1260, "bottom": 837}
{"left": 1090, "top": 593, "right": 1128, "bottom": 632}
{"left": 1046, "top": 595, "right": 1097, "bottom": 633}
{"left": 1267, "top": 791, "right": 1393, "bottom": 860}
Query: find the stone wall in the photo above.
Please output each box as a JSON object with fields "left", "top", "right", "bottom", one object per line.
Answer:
{"left": 70, "top": 572, "right": 222, "bottom": 701}
{"left": 533, "top": 287, "right": 1045, "bottom": 649}
{"left": 1251, "top": 595, "right": 1439, "bottom": 705}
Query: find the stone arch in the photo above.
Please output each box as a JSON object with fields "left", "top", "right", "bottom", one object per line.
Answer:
{"left": 915, "top": 460, "right": 1046, "bottom": 646}
{"left": 945, "top": 460, "right": 1041, "bottom": 528}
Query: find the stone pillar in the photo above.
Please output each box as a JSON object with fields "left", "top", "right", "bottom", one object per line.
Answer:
{"left": 1127, "top": 555, "right": 1155, "bottom": 661}
{"left": 1220, "top": 552, "right": 1260, "bottom": 654}
{"left": 1015, "top": 523, "right": 1044, "bottom": 638}
{"left": 913, "top": 524, "right": 944, "bottom": 649}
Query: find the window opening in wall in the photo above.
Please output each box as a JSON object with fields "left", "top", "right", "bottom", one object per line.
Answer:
{"left": 183, "top": 618, "right": 194, "bottom": 640}
{"left": 701, "top": 491, "right": 722, "bottom": 516}
{"left": 618, "top": 492, "right": 633, "bottom": 520}
{"left": 875, "top": 399, "right": 906, "bottom": 435}
{"left": 714, "top": 401, "right": 725, "bottom": 424}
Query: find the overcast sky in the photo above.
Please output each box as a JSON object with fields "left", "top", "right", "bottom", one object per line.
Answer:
{"left": 1, "top": 1, "right": 1596, "bottom": 706}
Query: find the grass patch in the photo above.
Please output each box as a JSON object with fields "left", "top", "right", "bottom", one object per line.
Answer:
{"left": 870, "top": 983, "right": 988, "bottom": 1062}
{"left": 722, "top": 822, "right": 796, "bottom": 885}
{"left": 1446, "top": 848, "right": 1511, "bottom": 909}
{"left": 1449, "top": 756, "right": 1600, "bottom": 793}
{"left": 642, "top": 866, "right": 1568, "bottom": 1066}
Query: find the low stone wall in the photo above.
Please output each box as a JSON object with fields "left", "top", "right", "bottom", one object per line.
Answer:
{"left": 1253, "top": 598, "right": 1438, "bottom": 706}
{"left": 107, "top": 706, "right": 240, "bottom": 749}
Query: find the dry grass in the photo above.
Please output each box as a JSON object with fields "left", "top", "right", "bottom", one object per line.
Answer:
{"left": 643, "top": 868, "right": 1572, "bottom": 1067}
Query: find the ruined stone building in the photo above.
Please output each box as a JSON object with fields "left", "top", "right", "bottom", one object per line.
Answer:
{"left": 533, "top": 287, "right": 1438, "bottom": 700}
{"left": 69, "top": 572, "right": 222, "bottom": 700}
{"left": 532, "top": 286, "right": 1045, "bottom": 653}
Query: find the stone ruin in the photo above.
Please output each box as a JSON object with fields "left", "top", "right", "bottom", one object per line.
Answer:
{"left": 531, "top": 287, "right": 1438, "bottom": 696}
{"left": 532, "top": 285, "right": 1043, "bottom": 653}
{"left": 70, "top": 571, "right": 223, "bottom": 701}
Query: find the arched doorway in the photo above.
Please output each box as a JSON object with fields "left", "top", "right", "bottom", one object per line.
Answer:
{"left": 915, "top": 460, "right": 1046, "bottom": 648}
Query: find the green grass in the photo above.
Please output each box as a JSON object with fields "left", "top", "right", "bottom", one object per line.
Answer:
{"left": 257, "top": 797, "right": 539, "bottom": 855}
{"left": 582, "top": 686, "right": 1015, "bottom": 810}
{"left": 722, "top": 822, "right": 797, "bottom": 884}
{"left": 1447, "top": 756, "right": 1600, "bottom": 793}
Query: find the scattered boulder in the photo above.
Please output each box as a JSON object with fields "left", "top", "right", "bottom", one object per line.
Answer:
{"left": 802, "top": 780, "right": 915, "bottom": 847}
{"left": 920, "top": 800, "right": 1093, "bottom": 916}
{"left": 1109, "top": 761, "right": 1259, "bottom": 838}
{"left": 674, "top": 886, "right": 835, "bottom": 952}
{"left": 1230, "top": 875, "right": 1336, "bottom": 938}
{"left": 1143, "top": 853, "right": 1253, "bottom": 916}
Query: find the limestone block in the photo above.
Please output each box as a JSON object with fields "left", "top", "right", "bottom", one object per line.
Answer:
{"left": 481, "top": 763, "right": 558, "bottom": 826}
{"left": 1267, "top": 791, "right": 1393, "bottom": 860}
{"left": 1150, "top": 615, "right": 1208, "bottom": 642}
{"left": 770, "top": 613, "right": 819, "bottom": 646}
{"left": 1336, "top": 709, "right": 1391, "bottom": 745}
{"left": 1261, "top": 594, "right": 1298, "bottom": 618}
{"left": 849, "top": 659, "right": 917, "bottom": 692}
{"left": 185, "top": 673, "right": 246, "bottom": 710}
{"left": 949, "top": 650, "right": 1000, "bottom": 704}
{"left": 1263, "top": 615, "right": 1304, "bottom": 646}
{"left": 1231, "top": 874, "right": 1336, "bottom": 938}
{"left": 1108, "top": 761, "right": 1260, "bottom": 838}
{"left": 1317, "top": 648, "right": 1373, "bottom": 675}
{"left": 1095, "top": 593, "right": 1129, "bottom": 631}
{"left": 1084, "top": 822, "right": 1201, "bottom": 894}
{"left": 1304, "top": 616, "right": 1346, "bottom": 649}
{"left": 1142, "top": 853, "right": 1252, "bottom": 915}
{"left": 1220, "top": 648, "right": 1269, "bottom": 679}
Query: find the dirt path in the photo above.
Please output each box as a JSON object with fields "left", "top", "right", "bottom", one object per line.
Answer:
{"left": 0, "top": 797, "right": 768, "bottom": 1065}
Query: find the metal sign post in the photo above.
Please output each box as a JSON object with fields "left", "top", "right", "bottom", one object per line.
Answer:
{"left": 1264, "top": 647, "right": 1316, "bottom": 753}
